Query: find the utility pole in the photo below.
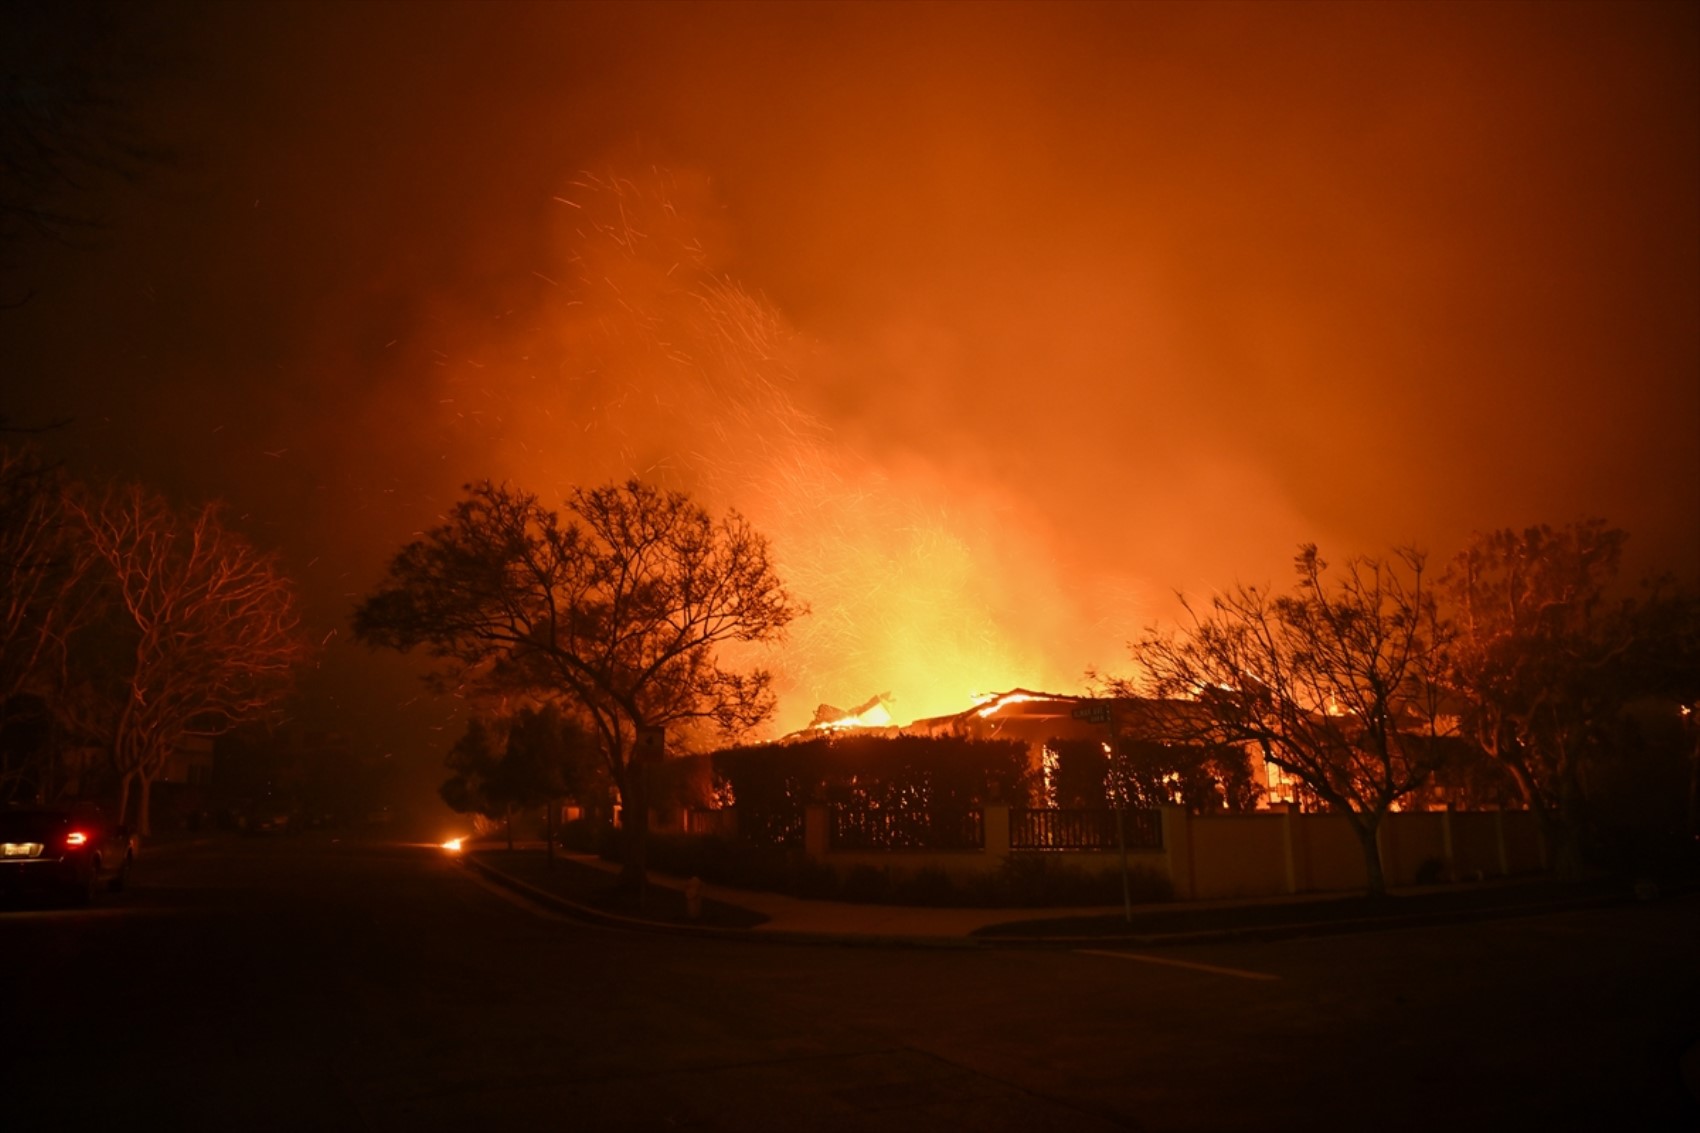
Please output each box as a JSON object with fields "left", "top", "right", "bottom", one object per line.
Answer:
{"left": 1110, "top": 703, "right": 1132, "bottom": 923}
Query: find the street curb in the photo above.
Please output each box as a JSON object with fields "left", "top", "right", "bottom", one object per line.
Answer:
{"left": 460, "top": 853, "right": 984, "bottom": 949}
{"left": 461, "top": 852, "right": 1677, "bottom": 951}
{"left": 974, "top": 889, "right": 1639, "bottom": 948}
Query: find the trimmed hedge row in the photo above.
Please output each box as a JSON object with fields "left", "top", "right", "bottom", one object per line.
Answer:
{"left": 651, "top": 734, "right": 1034, "bottom": 847}
{"left": 1048, "top": 736, "right": 1262, "bottom": 811}
{"left": 623, "top": 831, "right": 1173, "bottom": 908}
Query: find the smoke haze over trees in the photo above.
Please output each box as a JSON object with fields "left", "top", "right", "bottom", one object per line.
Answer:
{"left": 1, "top": 2, "right": 1694, "bottom": 813}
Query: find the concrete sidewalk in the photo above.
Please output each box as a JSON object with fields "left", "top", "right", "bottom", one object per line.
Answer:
{"left": 465, "top": 848, "right": 1111, "bottom": 942}
{"left": 462, "top": 846, "right": 1642, "bottom": 947}
{"left": 669, "top": 866, "right": 1129, "bottom": 939}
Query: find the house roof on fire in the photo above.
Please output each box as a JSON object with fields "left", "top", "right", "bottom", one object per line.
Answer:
{"left": 783, "top": 687, "right": 1228, "bottom": 747}
{"left": 905, "top": 690, "right": 1237, "bottom": 750}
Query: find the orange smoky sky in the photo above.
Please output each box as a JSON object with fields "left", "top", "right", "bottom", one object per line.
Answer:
{"left": 3, "top": 2, "right": 1696, "bottom": 759}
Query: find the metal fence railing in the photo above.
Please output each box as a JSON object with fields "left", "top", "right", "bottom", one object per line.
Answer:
{"left": 1010, "top": 807, "right": 1163, "bottom": 851}
{"left": 682, "top": 808, "right": 737, "bottom": 838}
{"left": 829, "top": 807, "right": 984, "bottom": 851}
{"left": 721, "top": 809, "right": 801, "bottom": 847}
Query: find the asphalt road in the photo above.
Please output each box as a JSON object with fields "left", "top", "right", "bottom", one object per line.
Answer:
{"left": 3, "top": 832, "right": 1696, "bottom": 1131}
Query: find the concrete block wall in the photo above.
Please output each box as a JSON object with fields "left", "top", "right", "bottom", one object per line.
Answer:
{"left": 791, "top": 803, "right": 1548, "bottom": 901}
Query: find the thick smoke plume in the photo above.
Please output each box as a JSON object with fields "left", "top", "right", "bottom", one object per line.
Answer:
{"left": 366, "top": 167, "right": 1170, "bottom": 731}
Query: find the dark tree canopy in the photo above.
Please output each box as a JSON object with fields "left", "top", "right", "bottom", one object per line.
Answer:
{"left": 439, "top": 706, "right": 601, "bottom": 851}
{"left": 0, "top": 447, "right": 95, "bottom": 801}
{"left": 1, "top": 1, "right": 169, "bottom": 299}
{"left": 1117, "top": 545, "right": 1453, "bottom": 895}
{"left": 355, "top": 478, "right": 800, "bottom": 884}
{"left": 439, "top": 716, "right": 504, "bottom": 821}
{"left": 1441, "top": 520, "right": 1700, "bottom": 871}
{"left": 64, "top": 481, "right": 306, "bottom": 833}
{"left": 0, "top": 450, "right": 305, "bottom": 819}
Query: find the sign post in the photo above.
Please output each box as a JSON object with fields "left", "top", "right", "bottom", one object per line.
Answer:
{"left": 628, "top": 725, "right": 667, "bottom": 913}
{"left": 1075, "top": 700, "right": 1132, "bottom": 922}
{"left": 1113, "top": 739, "right": 1132, "bottom": 923}
{"left": 1070, "top": 701, "right": 1112, "bottom": 726}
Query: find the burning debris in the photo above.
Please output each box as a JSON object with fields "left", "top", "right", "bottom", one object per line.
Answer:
{"left": 799, "top": 693, "right": 896, "bottom": 736}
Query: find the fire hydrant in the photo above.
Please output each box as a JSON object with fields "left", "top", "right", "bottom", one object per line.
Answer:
{"left": 685, "top": 876, "right": 703, "bottom": 921}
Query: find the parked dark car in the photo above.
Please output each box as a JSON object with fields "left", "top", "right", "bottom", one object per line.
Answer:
{"left": 0, "top": 803, "right": 136, "bottom": 904}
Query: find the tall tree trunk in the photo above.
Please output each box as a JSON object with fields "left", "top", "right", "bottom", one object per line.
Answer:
{"left": 138, "top": 773, "right": 154, "bottom": 837}
{"left": 1530, "top": 796, "right": 1581, "bottom": 880}
{"left": 1685, "top": 712, "right": 1699, "bottom": 841}
{"left": 113, "top": 696, "right": 140, "bottom": 821}
{"left": 116, "top": 770, "right": 135, "bottom": 830}
{"left": 620, "top": 757, "right": 649, "bottom": 903}
{"left": 545, "top": 799, "right": 557, "bottom": 866}
{"left": 1549, "top": 743, "right": 1587, "bottom": 880}
{"left": 1353, "top": 813, "right": 1388, "bottom": 897}
{"left": 1496, "top": 747, "right": 1575, "bottom": 878}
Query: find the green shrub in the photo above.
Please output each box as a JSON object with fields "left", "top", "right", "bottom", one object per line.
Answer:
{"left": 794, "top": 860, "right": 841, "bottom": 899}
{"left": 1414, "top": 857, "right": 1448, "bottom": 885}
{"left": 629, "top": 831, "right": 850, "bottom": 897}
{"left": 895, "top": 866, "right": 957, "bottom": 905}
{"left": 601, "top": 827, "right": 1175, "bottom": 909}
{"left": 557, "top": 816, "right": 615, "bottom": 855}
{"left": 978, "top": 855, "right": 1172, "bottom": 907}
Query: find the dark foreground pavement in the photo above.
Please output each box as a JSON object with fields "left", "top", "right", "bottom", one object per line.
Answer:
{"left": 3, "top": 832, "right": 1696, "bottom": 1131}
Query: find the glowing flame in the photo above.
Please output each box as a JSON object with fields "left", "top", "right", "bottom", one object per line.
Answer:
{"left": 441, "top": 838, "right": 464, "bottom": 852}
{"left": 798, "top": 688, "right": 1080, "bottom": 739}
{"left": 974, "top": 691, "right": 1044, "bottom": 718}
{"left": 825, "top": 701, "right": 894, "bottom": 730}
{"left": 801, "top": 692, "right": 895, "bottom": 735}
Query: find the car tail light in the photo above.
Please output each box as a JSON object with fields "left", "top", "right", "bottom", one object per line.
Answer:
{"left": 65, "top": 830, "right": 89, "bottom": 847}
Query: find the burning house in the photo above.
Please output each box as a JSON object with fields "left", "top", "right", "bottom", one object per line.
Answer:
{"left": 792, "top": 688, "right": 1269, "bottom": 812}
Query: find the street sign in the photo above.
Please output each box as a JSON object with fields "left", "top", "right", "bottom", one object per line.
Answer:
{"left": 1070, "top": 702, "right": 1112, "bottom": 725}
